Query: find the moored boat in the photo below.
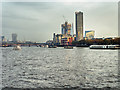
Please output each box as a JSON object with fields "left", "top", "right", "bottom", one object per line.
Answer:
{"left": 48, "top": 45, "right": 57, "bottom": 48}
{"left": 89, "top": 45, "right": 120, "bottom": 49}
{"left": 13, "top": 45, "right": 21, "bottom": 50}
{"left": 64, "top": 46, "right": 73, "bottom": 49}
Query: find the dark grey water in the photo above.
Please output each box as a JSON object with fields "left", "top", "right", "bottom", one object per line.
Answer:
{"left": 1, "top": 47, "right": 119, "bottom": 89}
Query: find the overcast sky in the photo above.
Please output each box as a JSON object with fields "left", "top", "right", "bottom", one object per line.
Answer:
{"left": 2, "top": 2, "right": 118, "bottom": 42}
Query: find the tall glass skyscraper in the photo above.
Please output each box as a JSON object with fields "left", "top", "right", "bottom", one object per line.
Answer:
{"left": 75, "top": 11, "right": 83, "bottom": 41}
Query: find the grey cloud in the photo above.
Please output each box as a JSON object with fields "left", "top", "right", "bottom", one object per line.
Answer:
{"left": 2, "top": 2, "right": 118, "bottom": 42}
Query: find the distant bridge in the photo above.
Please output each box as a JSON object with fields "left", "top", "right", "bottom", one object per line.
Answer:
{"left": 0, "top": 42, "right": 47, "bottom": 47}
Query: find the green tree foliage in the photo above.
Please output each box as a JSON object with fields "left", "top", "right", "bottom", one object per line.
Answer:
{"left": 72, "top": 37, "right": 120, "bottom": 46}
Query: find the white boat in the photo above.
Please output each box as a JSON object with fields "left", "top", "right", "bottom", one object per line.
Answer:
{"left": 45, "top": 45, "right": 49, "bottom": 48}
{"left": 13, "top": 45, "right": 21, "bottom": 50}
{"left": 89, "top": 45, "right": 120, "bottom": 49}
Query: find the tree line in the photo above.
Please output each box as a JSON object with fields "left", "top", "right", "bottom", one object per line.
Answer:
{"left": 72, "top": 37, "right": 120, "bottom": 46}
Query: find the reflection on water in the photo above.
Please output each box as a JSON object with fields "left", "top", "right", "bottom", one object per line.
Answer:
{"left": 2, "top": 47, "right": 119, "bottom": 88}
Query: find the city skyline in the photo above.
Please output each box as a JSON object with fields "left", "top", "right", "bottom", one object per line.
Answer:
{"left": 2, "top": 2, "right": 118, "bottom": 42}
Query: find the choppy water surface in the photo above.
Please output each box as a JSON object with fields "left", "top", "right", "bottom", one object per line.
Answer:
{"left": 2, "top": 47, "right": 119, "bottom": 88}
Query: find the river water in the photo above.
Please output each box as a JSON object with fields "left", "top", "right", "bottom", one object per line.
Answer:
{"left": 1, "top": 47, "right": 119, "bottom": 89}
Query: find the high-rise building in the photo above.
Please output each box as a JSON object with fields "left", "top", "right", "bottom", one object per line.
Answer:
{"left": 85, "top": 30, "right": 95, "bottom": 39}
{"left": 12, "top": 33, "right": 17, "bottom": 42}
{"left": 1, "top": 36, "right": 7, "bottom": 42}
{"left": 53, "top": 33, "right": 56, "bottom": 44}
{"left": 1, "top": 36, "right": 5, "bottom": 42}
{"left": 71, "top": 23, "right": 74, "bottom": 35}
{"left": 75, "top": 11, "right": 83, "bottom": 41}
{"left": 61, "top": 21, "right": 71, "bottom": 35}
{"left": 55, "top": 34, "right": 63, "bottom": 45}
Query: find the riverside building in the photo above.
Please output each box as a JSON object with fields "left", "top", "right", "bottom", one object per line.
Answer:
{"left": 85, "top": 30, "right": 95, "bottom": 40}
{"left": 53, "top": 21, "right": 73, "bottom": 45}
{"left": 75, "top": 11, "right": 83, "bottom": 41}
{"left": 53, "top": 11, "right": 84, "bottom": 45}
{"left": 61, "top": 21, "right": 71, "bottom": 35}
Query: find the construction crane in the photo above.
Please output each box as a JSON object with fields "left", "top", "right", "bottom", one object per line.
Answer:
{"left": 63, "top": 15, "right": 67, "bottom": 22}
{"left": 62, "top": 15, "right": 68, "bottom": 35}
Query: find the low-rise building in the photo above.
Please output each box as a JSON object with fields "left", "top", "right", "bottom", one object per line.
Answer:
{"left": 85, "top": 30, "right": 95, "bottom": 40}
